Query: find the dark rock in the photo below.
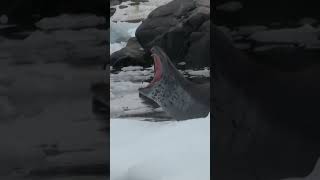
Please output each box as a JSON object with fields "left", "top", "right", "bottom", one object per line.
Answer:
{"left": 213, "top": 25, "right": 320, "bottom": 179}
{"left": 123, "top": 19, "right": 144, "bottom": 23}
{"left": 119, "top": 5, "right": 128, "bottom": 9}
{"left": 135, "top": 0, "right": 210, "bottom": 68}
{"left": 110, "top": 8, "right": 116, "bottom": 17}
{"left": 129, "top": 2, "right": 140, "bottom": 6}
{"left": 111, "top": 37, "right": 148, "bottom": 67}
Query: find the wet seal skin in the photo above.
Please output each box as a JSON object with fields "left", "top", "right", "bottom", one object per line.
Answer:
{"left": 139, "top": 46, "right": 210, "bottom": 120}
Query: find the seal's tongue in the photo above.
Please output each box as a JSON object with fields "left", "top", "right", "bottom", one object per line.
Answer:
{"left": 146, "top": 53, "right": 162, "bottom": 87}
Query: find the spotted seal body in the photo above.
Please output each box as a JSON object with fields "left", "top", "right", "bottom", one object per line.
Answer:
{"left": 139, "top": 46, "right": 210, "bottom": 120}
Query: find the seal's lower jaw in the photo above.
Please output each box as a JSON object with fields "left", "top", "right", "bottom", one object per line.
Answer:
{"left": 141, "top": 53, "right": 163, "bottom": 89}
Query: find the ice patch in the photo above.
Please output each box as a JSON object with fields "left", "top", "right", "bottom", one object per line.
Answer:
{"left": 110, "top": 66, "right": 153, "bottom": 118}
{"left": 110, "top": 42, "right": 127, "bottom": 54}
{"left": 110, "top": 113, "right": 210, "bottom": 180}
{"left": 185, "top": 68, "right": 210, "bottom": 77}
{"left": 110, "top": 21, "right": 141, "bottom": 43}
{"left": 121, "top": 66, "right": 144, "bottom": 71}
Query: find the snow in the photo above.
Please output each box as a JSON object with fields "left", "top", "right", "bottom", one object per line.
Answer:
{"left": 35, "top": 14, "right": 106, "bottom": 30}
{"left": 110, "top": 21, "right": 141, "bottom": 54}
{"left": 184, "top": 68, "right": 210, "bottom": 77}
{"left": 121, "top": 66, "right": 144, "bottom": 71}
{"left": 111, "top": 0, "right": 173, "bottom": 22}
{"left": 110, "top": 113, "right": 210, "bottom": 180}
{"left": 282, "top": 157, "right": 320, "bottom": 180}
{"left": 110, "top": 42, "right": 127, "bottom": 54}
{"left": 110, "top": 66, "right": 154, "bottom": 118}
{"left": 110, "top": 21, "right": 141, "bottom": 43}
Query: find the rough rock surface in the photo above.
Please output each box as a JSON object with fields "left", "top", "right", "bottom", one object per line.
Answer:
{"left": 111, "top": 37, "right": 147, "bottom": 67}
{"left": 135, "top": 0, "right": 210, "bottom": 68}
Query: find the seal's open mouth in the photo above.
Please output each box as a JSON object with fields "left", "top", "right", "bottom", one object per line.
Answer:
{"left": 146, "top": 51, "right": 163, "bottom": 87}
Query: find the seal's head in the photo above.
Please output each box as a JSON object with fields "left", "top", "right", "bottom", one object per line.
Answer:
{"left": 139, "top": 46, "right": 181, "bottom": 98}
{"left": 139, "top": 46, "right": 188, "bottom": 107}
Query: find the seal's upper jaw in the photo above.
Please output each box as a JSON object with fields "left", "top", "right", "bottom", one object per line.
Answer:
{"left": 141, "top": 47, "right": 164, "bottom": 88}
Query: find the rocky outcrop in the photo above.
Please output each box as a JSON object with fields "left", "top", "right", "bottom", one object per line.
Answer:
{"left": 135, "top": 0, "right": 210, "bottom": 68}
{"left": 111, "top": 37, "right": 147, "bottom": 67}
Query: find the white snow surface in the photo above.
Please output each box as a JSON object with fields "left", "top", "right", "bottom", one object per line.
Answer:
{"left": 111, "top": 0, "right": 173, "bottom": 22}
{"left": 110, "top": 113, "right": 210, "bottom": 180}
{"left": 110, "top": 21, "right": 141, "bottom": 43}
{"left": 110, "top": 66, "right": 154, "bottom": 118}
{"left": 110, "top": 41, "right": 127, "bottom": 54}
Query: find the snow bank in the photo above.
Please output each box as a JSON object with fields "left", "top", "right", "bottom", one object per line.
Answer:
{"left": 110, "top": 113, "right": 210, "bottom": 180}
{"left": 111, "top": 0, "right": 173, "bottom": 22}
{"left": 110, "top": 66, "right": 153, "bottom": 118}
{"left": 35, "top": 14, "right": 106, "bottom": 30}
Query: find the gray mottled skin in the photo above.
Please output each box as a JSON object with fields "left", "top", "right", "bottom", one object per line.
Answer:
{"left": 139, "top": 46, "right": 210, "bottom": 120}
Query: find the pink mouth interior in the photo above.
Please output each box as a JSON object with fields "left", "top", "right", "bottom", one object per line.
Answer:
{"left": 147, "top": 53, "right": 162, "bottom": 87}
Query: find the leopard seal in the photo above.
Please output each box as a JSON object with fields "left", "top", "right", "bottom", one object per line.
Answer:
{"left": 139, "top": 46, "right": 210, "bottom": 120}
